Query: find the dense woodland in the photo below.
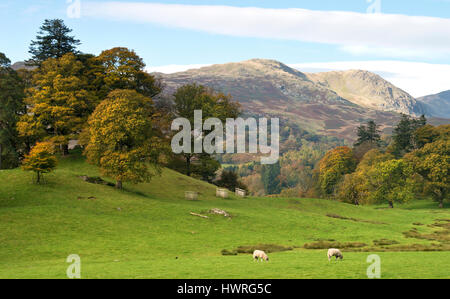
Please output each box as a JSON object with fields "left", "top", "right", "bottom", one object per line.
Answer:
{"left": 0, "top": 19, "right": 448, "bottom": 208}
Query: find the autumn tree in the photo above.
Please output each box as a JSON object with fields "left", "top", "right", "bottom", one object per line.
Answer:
{"left": 29, "top": 19, "right": 81, "bottom": 65}
{"left": 83, "top": 90, "right": 166, "bottom": 189}
{"left": 317, "top": 146, "right": 357, "bottom": 197}
{"left": 0, "top": 52, "right": 25, "bottom": 169}
{"left": 22, "top": 141, "right": 57, "bottom": 183}
{"left": 336, "top": 149, "right": 393, "bottom": 205}
{"left": 94, "top": 47, "right": 163, "bottom": 99}
{"left": 279, "top": 151, "right": 311, "bottom": 193}
{"left": 17, "top": 53, "right": 97, "bottom": 154}
{"left": 413, "top": 124, "right": 440, "bottom": 149}
{"left": 406, "top": 138, "right": 449, "bottom": 208}
{"left": 336, "top": 172, "right": 367, "bottom": 205}
{"left": 172, "top": 83, "right": 240, "bottom": 177}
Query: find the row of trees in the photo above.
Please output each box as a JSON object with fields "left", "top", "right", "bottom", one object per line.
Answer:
{"left": 1, "top": 19, "right": 240, "bottom": 188}
{"left": 0, "top": 53, "right": 25, "bottom": 169}
{"left": 316, "top": 117, "right": 449, "bottom": 208}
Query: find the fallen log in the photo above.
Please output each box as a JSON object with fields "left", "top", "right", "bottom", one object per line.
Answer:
{"left": 190, "top": 212, "right": 209, "bottom": 219}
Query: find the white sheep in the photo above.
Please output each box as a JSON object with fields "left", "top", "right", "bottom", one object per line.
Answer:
{"left": 253, "top": 250, "right": 269, "bottom": 262}
{"left": 327, "top": 248, "right": 343, "bottom": 261}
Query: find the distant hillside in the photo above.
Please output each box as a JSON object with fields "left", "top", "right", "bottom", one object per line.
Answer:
{"left": 306, "top": 70, "right": 426, "bottom": 116}
{"left": 157, "top": 59, "right": 402, "bottom": 141}
{"left": 418, "top": 90, "right": 450, "bottom": 119}
{"left": 11, "top": 61, "right": 36, "bottom": 71}
{"left": 160, "top": 59, "right": 350, "bottom": 105}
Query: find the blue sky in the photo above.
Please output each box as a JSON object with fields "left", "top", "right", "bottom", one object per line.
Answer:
{"left": 1, "top": 0, "right": 450, "bottom": 96}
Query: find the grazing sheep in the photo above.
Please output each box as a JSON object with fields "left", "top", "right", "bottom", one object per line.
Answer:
{"left": 253, "top": 250, "right": 269, "bottom": 262}
{"left": 327, "top": 248, "right": 343, "bottom": 261}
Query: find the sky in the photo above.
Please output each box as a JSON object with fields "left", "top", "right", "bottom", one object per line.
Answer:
{"left": 1, "top": 0, "right": 450, "bottom": 97}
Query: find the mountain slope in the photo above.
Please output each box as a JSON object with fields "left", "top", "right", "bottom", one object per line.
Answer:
{"left": 418, "top": 90, "right": 450, "bottom": 119}
{"left": 157, "top": 59, "right": 401, "bottom": 140}
{"left": 160, "top": 59, "right": 350, "bottom": 105}
{"left": 306, "top": 70, "right": 425, "bottom": 116}
{"left": 11, "top": 61, "right": 36, "bottom": 71}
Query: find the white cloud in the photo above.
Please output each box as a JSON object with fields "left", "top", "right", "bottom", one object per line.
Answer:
{"left": 338, "top": 46, "right": 443, "bottom": 60}
{"left": 290, "top": 61, "right": 450, "bottom": 98}
{"left": 147, "top": 60, "right": 450, "bottom": 98}
{"left": 82, "top": 2, "right": 450, "bottom": 59}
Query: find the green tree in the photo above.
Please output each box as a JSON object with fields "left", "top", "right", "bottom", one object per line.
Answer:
{"left": 367, "top": 159, "right": 414, "bottom": 208}
{"left": 0, "top": 52, "right": 25, "bottom": 169}
{"left": 392, "top": 114, "right": 427, "bottom": 156}
{"left": 216, "top": 169, "right": 248, "bottom": 192}
{"left": 354, "top": 120, "right": 381, "bottom": 146}
{"left": 192, "top": 154, "right": 221, "bottom": 183}
{"left": 406, "top": 139, "right": 449, "bottom": 208}
{"left": 83, "top": 90, "right": 166, "bottom": 189}
{"left": 22, "top": 141, "right": 57, "bottom": 183}
{"left": 29, "top": 19, "right": 81, "bottom": 65}
{"left": 261, "top": 161, "right": 281, "bottom": 195}
{"left": 17, "top": 53, "right": 97, "bottom": 155}
{"left": 172, "top": 83, "right": 240, "bottom": 176}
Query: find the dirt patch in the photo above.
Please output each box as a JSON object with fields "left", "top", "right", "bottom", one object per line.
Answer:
{"left": 403, "top": 229, "right": 450, "bottom": 243}
{"left": 326, "top": 213, "right": 386, "bottom": 225}
{"left": 303, "top": 240, "right": 367, "bottom": 249}
{"left": 221, "top": 249, "right": 238, "bottom": 256}
{"left": 373, "top": 239, "right": 399, "bottom": 246}
{"left": 235, "top": 244, "right": 293, "bottom": 254}
{"left": 79, "top": 176, "right": 115, "bottom": 187}
{"left": 347, "top": 243, "right": 450, "bottom": 252}
{"left": 403, "top": 219, "right": 450, "bottom": 243}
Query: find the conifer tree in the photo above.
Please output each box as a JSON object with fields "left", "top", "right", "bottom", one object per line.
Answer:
{"left": 29, "top": 19, "right": 80, "bottom": 65}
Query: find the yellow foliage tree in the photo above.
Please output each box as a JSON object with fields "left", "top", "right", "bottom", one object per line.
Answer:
{"left": 83, "top": 89, "right": 166, "bottom": 189}
{"left": 317, "top": 146, "right": 356, "bottom": 197}
{"left": 17, "top": 53, "right": 96, "bottom": 154}
{"left": 22, "top": 141, "right": 57, "bottom": 183}
{"left": 94, "top": 47, "right": 163, "bottom": 99}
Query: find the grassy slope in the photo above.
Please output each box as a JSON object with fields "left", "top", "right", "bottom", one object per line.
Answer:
{"left": 0, "top": 153, "right": 449, "bottom": 279}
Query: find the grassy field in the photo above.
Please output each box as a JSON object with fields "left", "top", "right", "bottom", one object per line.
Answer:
{"left": 0, "top": 153, "right": 449, "bottom": 279}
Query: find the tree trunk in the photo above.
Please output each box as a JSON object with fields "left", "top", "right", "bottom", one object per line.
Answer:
{"left": 0, "top": 143, "right": 2, "bottom": 170}
{"left": 116, "top": 180, "right": 123, "bottom": 189}
{"left": 388, "top": 201, "right": 394, "bottom": 208}
{"left": 186, "top": 155, "right": 191, "bottom": 177}
{"left": 36, "top": 171, "right": 41, "bottom": 184}
{"left": 439, "top": 200, "right": 444, "bottom": 209}
{"left": 24, "top": 141, "right": 31, "bottom": 155}
{"left": 62, "top": 144, "right": 69, "bottom": 156}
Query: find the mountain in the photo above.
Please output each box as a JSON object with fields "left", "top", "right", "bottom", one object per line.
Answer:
{"left": 306, "top": 70, "right": 426, "bottom": 116}
{"left": 418, "top": 90, "right": 450, "bottom": 119}
{"left": 159, "top": 59, "right": 351, "bottom": 105}
{"left": 157, "top": 59, "right": 402, "bottom": 141}
{"left": 11, "top": 61, "right": 36, "bottom": 71}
